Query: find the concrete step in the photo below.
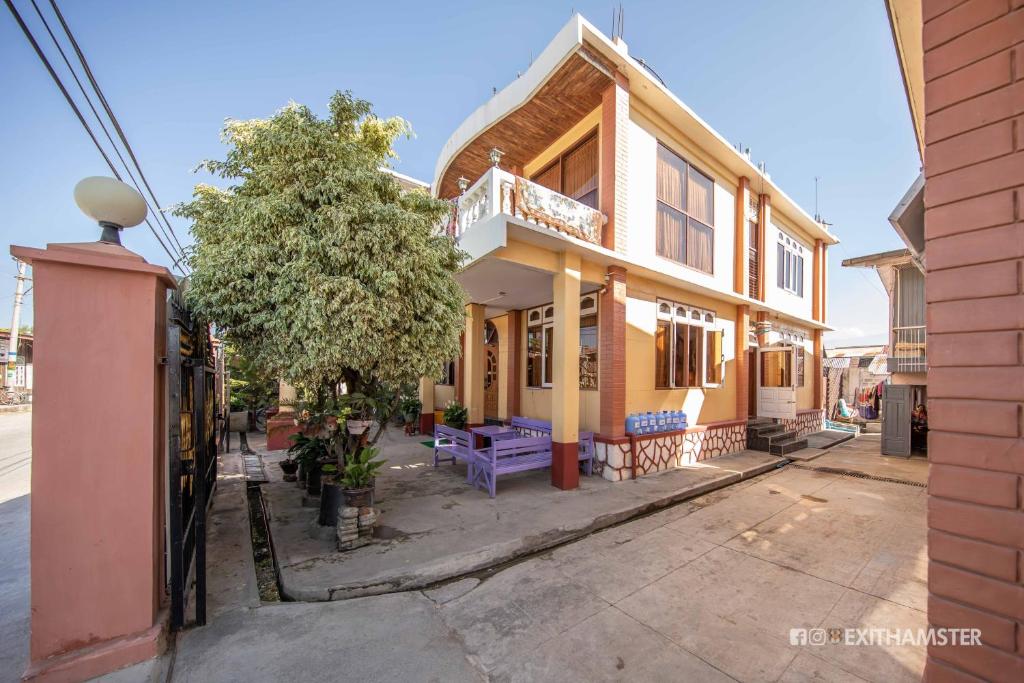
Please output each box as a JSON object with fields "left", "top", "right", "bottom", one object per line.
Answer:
{"left": 749, "top": 428, "right": 799, "bottom": 452}
{"left": 770, "top": 437, "right": 809, "bottom": 456}
{"left": 748, "top": 423, "right": 785, "bottom": 438}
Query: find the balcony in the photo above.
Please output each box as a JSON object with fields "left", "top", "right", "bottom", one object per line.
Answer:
{"left": 887, "top": 325, "right": 926, "bottom": 373}
{"left": 451, "top": 167, "right": 605, "bottom": 247}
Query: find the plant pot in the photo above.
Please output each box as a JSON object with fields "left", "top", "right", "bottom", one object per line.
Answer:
{"left": 297, "top": 461, "right": 307, "bottom": 488}
{"left": 279, "top": 459, "right": 299, "bottom": 475}
{"left": 229, "top": 410, "right": 249, "bottom": 433}
{"left": 342, "top": 486, "right": 374, "bottom": 508}
{"left": 306, "top": 462, "right": 323, "bottom": 496}
{"left": 319, "top": 480, "right": 345, "bottom": 527}
{"left": 347, "top": 419, "right": 373, "bottom": 435}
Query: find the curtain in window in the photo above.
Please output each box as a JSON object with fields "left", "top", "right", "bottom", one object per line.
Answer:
{"left": 657, "top": 205, "right": 686, "bottom": 263}
{"left": 655, "top": 320, "right": 671, "bottom": 388}
{"left": 674, "top": 322, "right": 688, "bottom": 387}
{"left": 686, "top": 219, "right": 713, "bottom": 273}
{"left": 687, "top": 168, "right": 713, "bottom": 225}
{"left": 527, "top": 327, "right": 543, "bottom": 387}
{"left": 562, "top": 135, "right": 598, "bottom": 208}
{"left": 543, "top": 326, "right": 553, "bottom": 385}
{"left": 687, "top": 325, "right": 702, "bottom": 386}
{"left": 705, "top": 330, "right": 722, "bottom": 384}
{"left": 656, "top": 145, "right": 686, "bottom": 211}
{"left": 777, "top": 243, "right": 786, "bottom": 288}
{"left": 898, "top": 265, "right": 925, "bottom": 327}
{"left": 532, "top": 162, "right": 560, "bottom": 193}
{"left": 797, "top": 255, "right": 805, "bottom": 296}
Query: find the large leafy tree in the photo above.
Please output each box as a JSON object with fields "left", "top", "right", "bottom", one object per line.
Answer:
{"left": 176, "top": 91, "right": 464, "bottom": 401}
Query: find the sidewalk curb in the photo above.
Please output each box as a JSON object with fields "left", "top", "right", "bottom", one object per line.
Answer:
{"left": 272, "top": 456, "right": 787, "bottom": 602}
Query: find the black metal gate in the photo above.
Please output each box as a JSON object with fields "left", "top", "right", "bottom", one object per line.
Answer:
{"left": 167, "top": 289, "right": 217, "bottom": 629}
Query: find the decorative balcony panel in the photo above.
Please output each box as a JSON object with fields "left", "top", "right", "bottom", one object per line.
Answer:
{"left": 454, "top": 168, "right": 604, "bottom": 246}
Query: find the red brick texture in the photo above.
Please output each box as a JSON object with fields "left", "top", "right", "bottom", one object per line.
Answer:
{"left": 600, "top": 266, "right": 627, "bottom": 437}
{"left": 923, "top": 1, "right": 1024, "bottom": 679}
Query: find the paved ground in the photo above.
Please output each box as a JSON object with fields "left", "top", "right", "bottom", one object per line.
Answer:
{"left": 168, "top": 433, "right": 928, "bottom": 683}
{"left": 260, "top": 430, "right": 780, "bottom": 600}
{"left": 0, "top": 412, "right": 31, "bottom": 683}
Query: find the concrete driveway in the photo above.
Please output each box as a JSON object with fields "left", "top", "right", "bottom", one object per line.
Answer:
{"left": 173, "top": 435, "right": 927, "bottom": 683}
{"left": 0, "top": 412, "right": 31, "bottom": 683}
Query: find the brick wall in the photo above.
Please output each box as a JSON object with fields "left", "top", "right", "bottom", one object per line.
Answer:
{"left": 922, "top": 1, "right": 1024, "bottom": 680}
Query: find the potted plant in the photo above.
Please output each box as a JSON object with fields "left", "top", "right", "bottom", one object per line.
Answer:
{"left": 338, "top": 392, "right": 380, "bottom": 436}
{"left": 400, "top": 396, "right": 422, "bottom": 435}
{"left": 288, "top": 432, "right": 331, "bottom": 495}
{"left": 340, "top": 446, "right": 385, "bottom": 508}
{"left": 318, "top": 464, "right": 344, "bottom": 526}
{"left": 443, "top": 400, "right": 468, "bottom": 431}
{"left": 279, "top": 456, "right": 299, "bottom": 482}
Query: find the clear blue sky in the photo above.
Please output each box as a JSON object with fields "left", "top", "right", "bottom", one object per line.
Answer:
{"left": 1, "top": 0, "right": 919, "bottom": 344}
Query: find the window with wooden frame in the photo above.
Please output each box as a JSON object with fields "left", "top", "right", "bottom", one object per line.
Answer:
{"left": 654, "top": 300, "right": 723, "bottom": 389}
{"left": 776, "top": 232, "right": 805, "bottom": 296}
{"left": 656, "top": 143, "right": 715, "bottom": 274}
{"left": 438, "top": 361, "right": 456, "bottom": 386}
{"left": 530, "top": 130, "right": 599, "bottom": 209}
{"left": 526, "top": 296, "right": 599, "bottom": 389}
{"left": 777, "top": 328, "right": 807, "bottom": 387}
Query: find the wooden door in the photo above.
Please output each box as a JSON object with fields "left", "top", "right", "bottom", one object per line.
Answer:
{"left": 881, "top": 384, "right": 911, "bottom": 456}
{"left": 483, "top": 321, "right": 499, "bottom": 420}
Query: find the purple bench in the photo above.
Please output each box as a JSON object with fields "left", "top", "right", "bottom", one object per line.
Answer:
{"left": 509, "top": 417, "right": 594, "bottom": 476}
{"left": 472, "top": 435, "right": 553, "bottom": 498}
{"left": 433, "top": 425, "right": 476, "bottom": 481}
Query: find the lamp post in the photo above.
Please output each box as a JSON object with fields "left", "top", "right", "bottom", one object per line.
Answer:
{"left": 73, "top": 176, "right": 147, "bottom": 245}
{"left": 456, "top": 176, "right": 470, "bottom": 194}
{"left": 489, "top": 147, "right": 504, "bottom": 168}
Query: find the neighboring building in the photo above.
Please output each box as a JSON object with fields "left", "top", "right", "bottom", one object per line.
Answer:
{"left": 886, "top": 1, "right": 1023, "bottom": 680}
{"left": 0, "top": 330, "right": 33, "bottom": 390}
{"left": 420, "top": 15, "right": 837, "bottom": 486}
{"left": 823, "top": 345, "right": 889, "bottom": 422}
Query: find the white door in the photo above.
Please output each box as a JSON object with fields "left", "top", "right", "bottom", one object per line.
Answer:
{"left": 757, "top": 346, "right": 797, "bottom": 420}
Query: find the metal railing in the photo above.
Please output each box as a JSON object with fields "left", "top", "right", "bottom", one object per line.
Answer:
{"left": 887, "top": 325, "right": 926, "bottom": 373}
{"left": 453, "top": 167, "right": 604, "bottom": 246}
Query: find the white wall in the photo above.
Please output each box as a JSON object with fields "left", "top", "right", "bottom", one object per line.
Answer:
{"left": 764, "top": 219, "right": 814, "bottom": 320}
{"left": 625, "top": 114, "right": 736, "bottom": 298}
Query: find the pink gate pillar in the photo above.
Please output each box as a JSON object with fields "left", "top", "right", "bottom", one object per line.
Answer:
{"left": 11, "top": 241, "right": 176, "bottom": 682}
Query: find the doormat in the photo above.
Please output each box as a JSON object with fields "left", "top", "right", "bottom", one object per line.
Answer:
{"left": 420, "top": 440, "right": 434, "bottom": 448}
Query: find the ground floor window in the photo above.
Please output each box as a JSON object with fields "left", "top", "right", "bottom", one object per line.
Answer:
{"left": 655, "top": 300, "right": 723, "bottom": 389}
{"left": 526, "top": 295, "right": 599, "bottom": 389}
{"left": 438, "top": 361, "right": 456, "bottom": 386}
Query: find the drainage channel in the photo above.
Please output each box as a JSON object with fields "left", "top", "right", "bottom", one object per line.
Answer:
{"left": 246, "top": 483, "right": 283, "bottom": 602}
{"left": 789, "top": 463, "right": 926, "bottom": 488}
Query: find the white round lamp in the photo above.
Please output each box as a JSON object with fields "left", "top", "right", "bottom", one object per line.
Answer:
{"left": 73, "top": 176, "right": 147, "bottom": 245}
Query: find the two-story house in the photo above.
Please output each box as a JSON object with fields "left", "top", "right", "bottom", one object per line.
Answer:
{"left": 419, "top": 15, "right": 838, "bottom": 487}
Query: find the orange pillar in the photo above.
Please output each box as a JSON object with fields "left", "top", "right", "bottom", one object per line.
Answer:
{"left": 599, "top": 266, "right": 627, "bottom": 437}
{"left": 12, "top": 241, "right": 175, "bottom": 682}
{"left": 734, "top": 177, "right": 749, "bottom": 295}
{"left": 812, "top": 239, "right": 823, "bottom": 322}
{"left": 735, "top": 304, "right": 750, "bottom": 420}
{"left": 756, "top": 194, "right": 770, "bottom": 301}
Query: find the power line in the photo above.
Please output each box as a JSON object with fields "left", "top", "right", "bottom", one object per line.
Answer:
{"left": 48, "top": 0, "right": 188, "bottom": 258}
{"left": 26, "top": 0, "right": 185, "bottom": 267}
{"left": 3, "top": 0, "right": 186, "bottom": 272}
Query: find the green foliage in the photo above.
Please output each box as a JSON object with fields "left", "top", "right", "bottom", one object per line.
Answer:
{"left": 399, "top": 395, "right": 422, "bottom": 423}
{"left": 287, "top": 433, "right": 331, "bottom": 466}
{"left": 337, "top": 391, "right": 382, "bottom": 421}
{"left": 340, "top": 446, "right": 385, "bottom": 490}
{"left": 443, "top": 400, "right": 468, "bottom": 431}
{"left": 226, "top": 344, "right": 277, "bottom": 411}
{"left": 175, "top": 90, "right": 466, "bottom": 396}
{"left": 321, "top": 464, "right": 338, "bottom": 480}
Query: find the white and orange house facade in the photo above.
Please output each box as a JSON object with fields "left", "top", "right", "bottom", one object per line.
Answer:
{"left": 419, "top": 15, "right": 837, "bottom": 488}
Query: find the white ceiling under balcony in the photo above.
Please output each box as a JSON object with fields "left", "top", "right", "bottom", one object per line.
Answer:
{"left": 457, "top": 257, "right": 600, "bottom": 318}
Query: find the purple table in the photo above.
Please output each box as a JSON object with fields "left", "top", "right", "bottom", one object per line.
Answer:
{"left": 469, "top": 424, "right": 517, "bottom": 449}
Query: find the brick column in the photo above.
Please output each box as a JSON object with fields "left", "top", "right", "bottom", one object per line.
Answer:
{"left": 735, "top": 304, "right": 750, "bottom": 420}
{"left": 600, "top": 71, "right": 629, "bottom": 253}
{"left": 551, "top": 251, "right": 581, "bottom": 490}
{"left": 505, "top": 310, "right": 521, "bottom": 421}
{"left": 463, "top": 305, "right": 485, "bottom": 426}
{"left": 600, "top": 266, "right": 627, "bottom": 436}
{"left": 12, "top": 242, "right": 174, "bottom": 681}
{"left": 921, "top": 2, "right": 1024, "bottom": 679}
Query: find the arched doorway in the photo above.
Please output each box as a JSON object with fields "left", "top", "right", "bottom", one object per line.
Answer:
{"left": 484, "top": 321, "right": 499, "bottom": 420}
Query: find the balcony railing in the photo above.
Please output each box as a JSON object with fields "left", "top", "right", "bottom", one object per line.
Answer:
{"left": 887, "top": 325, "right": 926, "bottom": 373}
{"left": 451, "top": 167, "right": 604, "bottom": 246}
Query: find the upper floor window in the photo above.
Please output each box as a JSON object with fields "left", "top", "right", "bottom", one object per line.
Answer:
{"left": 531, "top": 131, "right": 599, "bottom": 209}
{"left": 656, "top": 144, "right": 714, "bottom": 274}
{"left": 777, "top": 232, "right": 805, "bottom": 296}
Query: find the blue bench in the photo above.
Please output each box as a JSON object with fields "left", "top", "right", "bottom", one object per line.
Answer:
{"left": 509, "top": 417, "right": 594, "bottom": 476}
{"left": 433, "top": 425, "right": 476, "bottom": 481}
{"left": 472, "top": 435, "right": 553, "bottom": 498}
